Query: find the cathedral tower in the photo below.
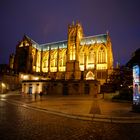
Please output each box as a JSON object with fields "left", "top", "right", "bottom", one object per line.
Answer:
{"left": 65, "top": 22, "right": 83, "bottom": 80}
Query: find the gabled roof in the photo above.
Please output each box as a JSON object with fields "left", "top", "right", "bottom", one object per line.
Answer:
{"left": 24, "top": 35, "right": 39, "bottom": 45}
{"left": 23, "top": 35, "right": 41, "bottom": 50}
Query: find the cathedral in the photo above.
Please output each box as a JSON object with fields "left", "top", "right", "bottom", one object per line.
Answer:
{"left": 10, "top": 22, "right": 113, "bottom": 86}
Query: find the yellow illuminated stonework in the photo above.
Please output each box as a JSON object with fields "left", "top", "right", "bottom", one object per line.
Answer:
{"left": 11, "top": 22, "right": 113, "bottom": 84}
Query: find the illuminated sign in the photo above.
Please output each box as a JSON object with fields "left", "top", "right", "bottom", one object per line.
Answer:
{"left": 133, "top": 65, "right": 140, "bottom": 105}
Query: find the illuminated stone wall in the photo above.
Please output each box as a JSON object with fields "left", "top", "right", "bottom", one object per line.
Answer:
{"left": 12, "top": 22, "right": 113, "bottom": 84}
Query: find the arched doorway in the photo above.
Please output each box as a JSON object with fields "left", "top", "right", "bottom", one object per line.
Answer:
{"left": 86, "top": 71, "right": 95, "bottom": 80}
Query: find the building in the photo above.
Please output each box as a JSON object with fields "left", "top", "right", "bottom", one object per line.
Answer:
{"left": 10, "top": 22, "right": 114, "bottom": 95}
{"left": 11, "top": 22, "right": 113, "bottom": 85}
{"left": 0, "top": 64, "right": 20, "bottom": 93}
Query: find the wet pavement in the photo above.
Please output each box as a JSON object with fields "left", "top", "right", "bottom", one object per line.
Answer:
{"left": 1, "top": 94, "right": 140, "bottom": 140}
{"left": 1, "top": 91, "right": 140, "bottom": 123}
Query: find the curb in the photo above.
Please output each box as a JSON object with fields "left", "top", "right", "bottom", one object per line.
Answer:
{"left": 2, "top": 99, "right": 140, "bottom": 124}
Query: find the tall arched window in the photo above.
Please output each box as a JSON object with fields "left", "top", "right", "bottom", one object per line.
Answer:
{"left": 70, "top": 45, "right": 75, "bottom": 60}
{"left": 59, "top": 50, "right": 66, "bottom": 67}
{"left": 43, "top": 59, "right": 48, "bottom": 68}
{"left": 80, "top": 52, "right": 84, "bottom": 64}
{"left": 60, "top": 59, "right": 63, "bottom": 67}
{"left": 88, "top": 51, "right": 95, "bottom": 64}
{"left": 98, "top": 47, "right": 106, "bottom": 63}
{"left": 51, "top": 53, "right": 55, "bottom": 67}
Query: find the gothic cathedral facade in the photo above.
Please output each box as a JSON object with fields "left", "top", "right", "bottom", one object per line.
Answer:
{"left": 11, "top": 22, "right": 113, "bottom": 85}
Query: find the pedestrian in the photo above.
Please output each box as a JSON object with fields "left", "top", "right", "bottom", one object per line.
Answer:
{"left": 34, "top": 92, "right": 37, "bottom": 100}
{"left": 39, "top": 91, "right": 43, "bottom": 100}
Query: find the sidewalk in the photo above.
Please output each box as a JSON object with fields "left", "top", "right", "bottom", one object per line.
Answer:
{"left": 4, "top": 92, "right": 140, "bottom": 123}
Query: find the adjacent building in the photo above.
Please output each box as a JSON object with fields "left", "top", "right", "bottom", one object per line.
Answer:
{"left": 0, "top": 64, "right": 20, "bottom": 93}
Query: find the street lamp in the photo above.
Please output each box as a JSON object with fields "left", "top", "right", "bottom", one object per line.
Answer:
{"left": 1, "top": 82, "right": 6, "bottom": 93}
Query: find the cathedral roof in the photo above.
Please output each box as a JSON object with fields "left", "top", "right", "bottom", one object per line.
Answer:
{"left": 24, "top": 33, "right": 108, "bottom": 51}
{"left": 80, "top": 34, "right": 107, "bottom": 45}
{"left": 40, "top": 40, "right": 67, "bottom": 51}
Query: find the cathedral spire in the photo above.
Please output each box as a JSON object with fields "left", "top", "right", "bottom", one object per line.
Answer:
{"left": 106, "top": 30, "right": 109, "bottom": 35}
{"left": 72, "top": 21, "right": 75, "bottom": 26}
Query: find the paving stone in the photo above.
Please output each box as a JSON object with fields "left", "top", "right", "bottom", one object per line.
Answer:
{"left": 1, "top": 98, "right": 140, "bottom": 140}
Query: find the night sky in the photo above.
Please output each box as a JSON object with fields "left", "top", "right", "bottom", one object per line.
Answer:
{"left": 0, "top": 0, "right": 140, "bottom": 66}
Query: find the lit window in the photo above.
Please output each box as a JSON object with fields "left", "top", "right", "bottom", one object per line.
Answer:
{"left": 80, "top": 52, "right": 84, "bottom": 65}
{"left": 88, "top": 51, "right": 95, "bottom": 64}
{"left": 98, "top": 47, "right": 106, "bottom": 63}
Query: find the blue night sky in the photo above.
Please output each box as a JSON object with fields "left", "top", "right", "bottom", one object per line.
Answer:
{"left": 0, "top": 0, "right": 140, "bottom": 66}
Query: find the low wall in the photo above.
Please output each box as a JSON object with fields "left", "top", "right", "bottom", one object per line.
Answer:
{"left": 22, "top": 80, "right": 100, "bottom": 96}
